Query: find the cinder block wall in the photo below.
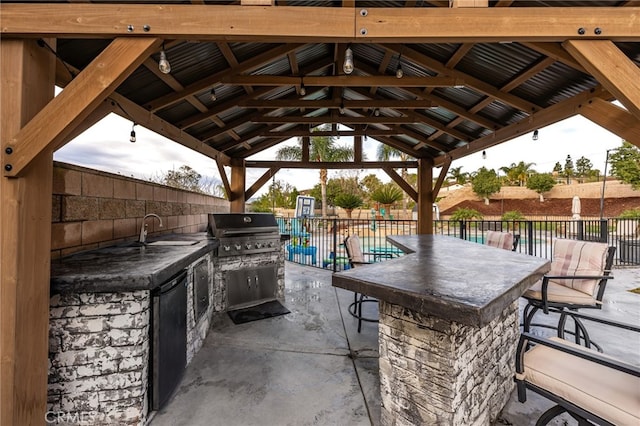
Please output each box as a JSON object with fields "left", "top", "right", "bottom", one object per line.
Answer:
{"left": 51, "top": 162, "right": 229, "bottom": 259}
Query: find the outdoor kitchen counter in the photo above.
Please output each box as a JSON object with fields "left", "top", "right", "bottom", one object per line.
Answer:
{"left": 332, "top": 234, "right": 550, "bottom": 326}
{"left": 332, "top": 234, "right": 551, "bottom": 425}
{"left": 51, "top": 233, "right": 218, "bottom": 293}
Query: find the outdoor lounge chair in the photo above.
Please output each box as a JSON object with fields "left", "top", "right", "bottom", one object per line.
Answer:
{"left": 485, "top": 230, "right": 520, "bottom": 251}
{"left": 515, "top": 311, "right": 640, "bottom": 426}
{"left": 344, "top": 234, "right": 378, "bottom": 333}
{"left": 522, "top": 239, "right": 616, "bottom": 350}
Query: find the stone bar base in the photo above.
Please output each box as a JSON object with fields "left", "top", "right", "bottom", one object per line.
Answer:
{"left": 378, "top": 300, "right": 518, "bottom": 425}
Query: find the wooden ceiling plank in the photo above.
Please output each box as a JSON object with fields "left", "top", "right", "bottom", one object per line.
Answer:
{"left": 433, "top": 86, "right": 610, "bottom": 167}
{"left": 579, "top": 98, "right": 640, "bottom": 147}
{"left": 222, "top": 75, "right": 462, "bottom": 87}
{"left": 445, "top": 43, "right": 473, "bottom": 68}
{"left": 4, "top": 37, "right": 160, "bottom": 177}
{"left": 563, "top": 39, "right": 640, "bottom": 120}
{"left": 147, "top": 43, "right": 303, "bottom": 111}
{"left": 110, "top": 93, "right": 230, "bottom": 164}
{"left": 521, "top": 42, "right": 587, "bottom": 73}
{"left": 383, "top": 166, "right": 418, "bottom": 202}
{"left": 386, "top": 44, "right": 539, "bottom": 113}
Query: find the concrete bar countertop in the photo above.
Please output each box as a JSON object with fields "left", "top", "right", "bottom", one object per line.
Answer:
{"left": 332, "top": 234, "right": 550, "bottom": 326}
{"left": 51, "top": 233, "right": 218, "bottom": 294}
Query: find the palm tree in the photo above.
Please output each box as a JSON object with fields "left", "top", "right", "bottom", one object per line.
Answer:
{"left": 377, "top": 144, "right": 414, "bottom": 218}
{"left": 447, "top": 166, "right": 468, "bottom": 185}
{"left": 276, "top": 126, "right": 352, "bottom": 217}
{"left": 500, "top": 161, "right": 536, "bottom": 186}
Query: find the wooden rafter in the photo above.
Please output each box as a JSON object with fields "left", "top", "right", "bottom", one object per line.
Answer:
{"left": 383, "top": 166, "right": 418, "bottom": 202}
{"left": 245, "top": 167, "right": 281, "bottom": 200}
{"left": 563, "top": 40, "right": 640, "bottom": 120}
{"left": 4, "top": 37, "right": 160, "bottom": 177}
{"left": 245, "top": 160, "right": 418, "bottom": 169}
{"left": 579, "top": 98, "right": 640, "bottom": 147}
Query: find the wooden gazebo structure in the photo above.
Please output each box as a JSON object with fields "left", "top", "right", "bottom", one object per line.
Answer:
{"left": 1, "top": 1, "right": 639, "bottom": 423}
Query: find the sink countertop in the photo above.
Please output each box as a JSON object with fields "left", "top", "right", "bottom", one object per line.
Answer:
{"left": 51, "top": 233, "right": 219, "bottom": 293}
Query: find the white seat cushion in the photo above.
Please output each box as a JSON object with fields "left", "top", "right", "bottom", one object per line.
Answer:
{"left": 518, "top": 337, "right": 640, "bottom": 425}
{"left": 523, "top": 280, "right": 598, "bottom": 306}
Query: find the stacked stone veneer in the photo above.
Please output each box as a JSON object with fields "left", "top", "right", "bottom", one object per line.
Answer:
{"left": 48, "top": 252, "right": 217, "bottom": 425}
{"left": 212, "top": 245, "right": 286, "bottom": 312}
{"left": 51, "top": 161, "right": 229, "bottom": 259}
{"left": 48, "top": 291, "right": 151, "bottom": 425}
{"left": 378, "top": 300, "right": 519, "bottom": 426}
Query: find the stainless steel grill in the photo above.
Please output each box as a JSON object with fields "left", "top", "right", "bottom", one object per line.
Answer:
{"left": 207, "top": 213, "right": 281, "bottom": 257}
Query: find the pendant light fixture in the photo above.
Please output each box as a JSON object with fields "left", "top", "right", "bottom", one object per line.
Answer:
{"left": 396, "top": 55, "right": 404, "bottom": 79}
{"left": 158, "top": 43, "right": 171, "bottom": 74}
{"left": 343, "top": 46, "right": 354, "bottom": 75}
{"left": 532, "top": 129, "right": 539, "bottom": 141}
{"left": 129, "top": 123, "right": 137, "bottom": 143}
{"left": 299, "top": 77, "right": 306, "bottom": 96}
{"left": 210, "top": 87, "right": 217, "bottom": 102}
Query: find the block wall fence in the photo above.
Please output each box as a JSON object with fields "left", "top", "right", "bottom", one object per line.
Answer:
{"left": 51, "top": 162, "right": 230, "bottom": 259}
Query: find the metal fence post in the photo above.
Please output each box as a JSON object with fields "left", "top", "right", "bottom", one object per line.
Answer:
{"left": 332, "top": 218, "right": 338, "bottom": 272}
{"left": 459, "top": 221, "right": 466, "bottom": 240}
{"left": 527, "top": 221, "right": 534, "bottom": 256}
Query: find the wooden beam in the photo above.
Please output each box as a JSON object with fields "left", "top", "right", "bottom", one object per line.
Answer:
{"left": 245, "top": 167, "right": 280, "bottom": 200}
{"left": 230, "top": 159, "right": 246, "bottom": 212}
{"left": 417, "top": 158, "right": 434, "bottom": 234}
{"left": 433, "top": 86, "right": 610, "bottom": 167}
{"left": 301, "top": 136, "right": 310, "bottom": 163}
{"left": 563, "top": 40, "right": 640, "bottom": 120}
{"left": 433, "top": 158, "right": 452, "bottom": 200}
{"left": 253, "top": 115, "right": 417, "bottom": 124}
{"left": 1, "top": 38, "right": 55, "bottom": 426}
{"left": 354, "top": 134, "right": 363, "bottom": 163}
{"left": 216, "top": 161, "right": 231, "bottom": 199}
{"left": 356, "top": 8, "right": 640, "bottom": 42}
{"left": 3, "top": 5, "right": 639, "bottom": 42}
{"left": 383, "top": 166, "right": 418, "bottom": 202}
{"left": 259, "top": 129, "right": 402, "bottom": 138}
{"left": 222, "top": 75, "right": 462, "bottom": 87}
{"left": 450, "top": 0, "right": 488, "bottom": 7}
{"left": 579, "top": 98, "right": 640, "bottom": 147}
{"left": 239, "top": 99, "right": 437, "bottom": 109}
{"left": 245, "top": 160, "right": 418, "bottom": 169}
{"left": 520, "top": 42, "right": 587, "bottom": 73}
{"left": 3, "top": 37, "right": 160, "bottom": 177}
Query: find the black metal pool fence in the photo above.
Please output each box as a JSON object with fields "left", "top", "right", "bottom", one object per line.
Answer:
{"left": 276, "top": 217, "right": 640, "bottom": 269}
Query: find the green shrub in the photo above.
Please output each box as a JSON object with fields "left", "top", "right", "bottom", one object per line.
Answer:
{"left": 619, "top": 208, "right": 640, "bottom": 219}
{"left": 450, "top": 208, "right": 483, "bottom": 221}
{"left": 502, "top": 210, "right": 525, "bottom": 221}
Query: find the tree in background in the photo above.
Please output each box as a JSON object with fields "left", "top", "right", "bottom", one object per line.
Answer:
{"left": 575, "top": 156, "right": 599, "bottom": 182}
{"left": 276, "top": 125, "right": 353, "bottom": 217}
{"left": 377, "top": 143, "right": 414, "bottom": 218}
{"left": 450, "top": 207, "right": 483, "bottom": 221}
{"left": 563, "top": 155, "right": 575, "bottom": 183}
{"left": 250, "top": 180, "right": 297, "bottom": 213}
{"left": 371, "top": 183, "right": 403, "bottom": 219}
{"left": 609, "top": 141, "right": 640, "bottom": 189}
{"left": 500, "top": 161, "right": 535, "bottom": 186}
{"left": 526, "top": 172, "right": 556, "bottom": 201}
{"left": 151, "top": 164, "right": 224, "bottom": 196}
{"left": 471, "top": 167, "right": 501, "bottom": 205}
{"left": 334, "top": 193, "right": 363, "bottom": 218}
{"left": 447, "top": 166, "right": 469, "bottom": 185}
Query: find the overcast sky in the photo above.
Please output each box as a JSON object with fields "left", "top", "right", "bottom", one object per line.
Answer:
{"left": 54, "top": 111, "right": 624, "bottom": 197}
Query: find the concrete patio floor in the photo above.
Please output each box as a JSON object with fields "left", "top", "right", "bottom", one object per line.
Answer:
{"left": 151, "top": 262, "right": 640, "bottom": 426}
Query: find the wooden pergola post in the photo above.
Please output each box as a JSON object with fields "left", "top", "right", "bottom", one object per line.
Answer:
{"left": 417, "top": 158, "right": 434, "bottom": 234}
{"left": 230, "top": 158, "right": 246, "bottom": 213}
{"left": 0, "top": 38, "right": 55, "bottom": 426}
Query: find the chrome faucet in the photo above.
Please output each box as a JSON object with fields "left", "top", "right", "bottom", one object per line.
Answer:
{"left": 139, "top": 214, "right": 163, "bottom": 244}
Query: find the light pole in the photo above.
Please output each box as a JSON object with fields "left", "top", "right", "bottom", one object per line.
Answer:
{"left": 599, "top": 148, "right": 619, "bottom": 219}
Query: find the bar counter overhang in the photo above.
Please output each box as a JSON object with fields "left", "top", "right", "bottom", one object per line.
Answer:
{"left": 332, "top": 234, "right": 551, "bottom": 425}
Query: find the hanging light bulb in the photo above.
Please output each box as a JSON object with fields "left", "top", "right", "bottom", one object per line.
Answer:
{"left": 339, "top": 101, "right": 345, "bottom": 115}
{"left": 374, "top": 108, "right": 380, "bottom": 117}
{"left": 482, "top": 150, "right": 487, "bottom": 159}
{"left": 532, "top": 129, "right": 539, "bottom": 141}
{"left": 343, "top": 46, "right": 354, "bottom": 75}
{"left": 210, "top": 87, "right": 217, "bottom": 102}
{"left": 299, "top": 78, "right": 306, "bottom": 96}
{"left": 129, "top": 123, "right": 137, "bottom": 143}
{"left": 396, "top": 55, "right": 404, "bottom": 79}
{"left": 158, "top": 45, "right": 171, "bottom": 74}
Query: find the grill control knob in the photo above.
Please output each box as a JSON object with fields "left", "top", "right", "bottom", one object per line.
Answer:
{"left": 245, "top": 243, "right": 252, "bottom": 250}
{"left": 255, "top": 242, "right": 262, "bottom": 249}
{"left": 223, "top": 245, "right": 231, "bottom": 252}
{"left": 268, "top": 241, "right": 275, "bottom": 248}
{"left": 234, "top": 244, "right": 242, "bottom": 251}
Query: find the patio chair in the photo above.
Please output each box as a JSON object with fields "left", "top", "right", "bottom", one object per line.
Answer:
{"left": 522, "top": 239, "right": 616, "bottom": 350}
{"left": 343, "top": 234, "right": 378, "bottom": 333}
{"left": 515, "top": 311, "right": 640, "bottom": 426}
{"left": 485, "top": 230, "right": 520, "bottom": 251}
